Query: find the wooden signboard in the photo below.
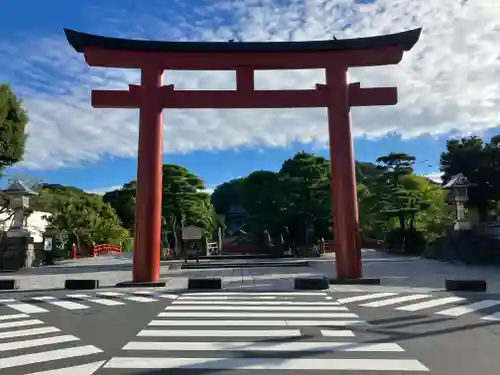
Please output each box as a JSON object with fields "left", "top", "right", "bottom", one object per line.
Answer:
{"left": 182, "top": 225, "right": 203, "bottom": 240}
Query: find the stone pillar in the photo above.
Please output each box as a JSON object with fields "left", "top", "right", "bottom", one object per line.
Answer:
{"left": 0, "top": 230, "right": 35, "bottom": 270}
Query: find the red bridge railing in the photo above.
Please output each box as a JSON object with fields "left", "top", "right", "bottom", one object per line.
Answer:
{"left": 92, "top": 244, "right": 122, "bottom": 257}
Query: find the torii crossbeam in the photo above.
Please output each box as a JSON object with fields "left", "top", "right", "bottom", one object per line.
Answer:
{"left": 64, "top": 28, "right": 421, "bottom": 283}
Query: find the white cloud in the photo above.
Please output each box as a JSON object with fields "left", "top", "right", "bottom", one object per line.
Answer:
{"left": 3, "top": 0, "right": 500, "bottom": 170}
{"left": 86, "top": 185, "right": 123, "bottom": 195}
{"left": 202, "top": 188, "right": 215, "bottom": 195}
{"left": 423, "top": 171, "right": 443, "bottom": 183}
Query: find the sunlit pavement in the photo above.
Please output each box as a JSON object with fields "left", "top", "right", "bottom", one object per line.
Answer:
{"left": 2, "top": 288, "right": 500, "bottom": 374}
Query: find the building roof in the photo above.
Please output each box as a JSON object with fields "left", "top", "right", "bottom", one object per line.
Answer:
{"left": 442, "top": 173, "right": 473, "bottom": 189}
{"left": 227, "top": 204, "right": 247, "bottom": 216}
{"left": 64, "top": 28, "right": 422, "bottom": 54}
{"left": 3, "top": 180, "right": 38, "bottom": 196}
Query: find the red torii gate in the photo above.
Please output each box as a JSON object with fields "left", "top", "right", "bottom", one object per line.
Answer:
{"left": 64, "top": 28, "right": 421, "bottom": 284}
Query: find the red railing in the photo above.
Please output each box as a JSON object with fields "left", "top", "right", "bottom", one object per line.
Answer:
{"left": 92, "top": 244, "right": 122, "bottom": 257}
{"left": 323, "top": 240, "right": 335, "bottom": 253}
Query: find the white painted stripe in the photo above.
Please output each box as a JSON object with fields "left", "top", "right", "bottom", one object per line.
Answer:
{"left": 481, "top": 313, "right": 500, "bottom": 321}
{"left": 320, "top": 329, "right": 355, "bottom": 337}
{"left": 397, "top": 296, "right": 466, "bottom": 312}
{"left": 123, "top": 341, "right": 405, "bottom": 352}
{"left": 23, "top": 360, "right": 106, "bottom": 375}
{"left": 172, "top": 300, "right": 340, "bottom": 305}
{"left": 177, "top": 296, "right": 280, "bottom": 300}
{"left": 0, "top": 299, "right": 49, "bottom": 314}
{"left": 132, "top": 291, "right": 178, "bottom": 299}
{"left": 181, "top": 292, "right": 326, "bottom": 296}
{"left": 330, "top": 286, "right": 363, "bottom": 292}
{"left": 1, "top": 345, "right": 103, "bottom": 369}
{"left": 148, "top": 319, "right": 368, "bottom": 327}
{"left": 435, "top": 300, "right": 500, "bottom": 317}
{"left": 158, "top": 312, "right": 358, "bottom": 318}
{"left": 360, "top": 294, "right": 430, "bottom": 307}
{"left": 66, "top": 294, "right": 125, "bottom": 306}
{"left": 0, "top": 335, "right": 79, "bottom": 352}
{"left": 30, "top": 296, "right": 89, "bottom": 310}
{"left": 97, "top": 291, "right": 158, "bottom": 303}
{"left": 0, "top": 313, "right": 30, "bottom": 321}
{"left": 104, "top": 357, "right": 429, "bottom": 371}
{"left": 166, "top": 305, "right": 348, "bottom": 311}
{"left": 336, "top": 292, "right": 399, "bottom": 304}
{"left": 137, "top": 329, "right": 302, "bottom": 337}
{"left": 0, "top": 319, "right": 44, "bottom": 330}
{"left": 0, "top": 326, "right": 60, "bottom": 339}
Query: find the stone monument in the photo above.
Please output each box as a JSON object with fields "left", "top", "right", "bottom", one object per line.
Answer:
{"left": 0, "top": 180, "right": 38, "bottom": 270}
{"left": 443, "top": 173, "right": 473, "bottom": 231}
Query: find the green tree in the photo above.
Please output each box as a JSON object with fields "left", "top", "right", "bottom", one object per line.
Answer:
{"left": 241, "top": 170, "right": 284, "bottom": 237}
{"left": 369, "top": 153, "right": 417, "bottom": 229}
{"left": 161, "top": 164, "right": 218, "bottom": 251}
{"left": 0, "top": 85, "right": 29, "bottom": 222}
{"left": 440, "top": 136, "right": 500, "bottom": 220}
{"left": 41, "top": 191, "right": 130, "bottom": 254}
{"left": 103, "top": 181, "right": 136, "bottom": 232}
{"left": 405, "top": 174, "right": 453, "bottom": 243}
{"left": 239, "top": 152, "right": 332, "bottom": 247}
{"left": 211, "top": 178, "right": 245, "bottom": 215}
{"left": 102, "top": 164, "right": 218, "bottom": 253}
{"left": 278, "top": 152, "right": 332, "bottom": 244}
{"left": 356, "top": 161, "right": 384, "bottom": 184}
{"left": 0, "top": 84, "right": 28, "bottom": 175}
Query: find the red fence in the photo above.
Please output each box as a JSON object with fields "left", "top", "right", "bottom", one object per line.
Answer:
{"left": 92, "top": 244, "right": 122, "bottom": 257}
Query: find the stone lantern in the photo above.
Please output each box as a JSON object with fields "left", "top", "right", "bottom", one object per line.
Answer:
{"left": 0, "top": 180, "right": 38, "bottom": 270}
{"left": 443, "top": 173, "right": 474, "bottom": 231}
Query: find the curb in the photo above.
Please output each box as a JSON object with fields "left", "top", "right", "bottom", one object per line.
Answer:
{"left": 445, "top": 279, "right": 487, "bottom": 292}
{"left": 115, "top": 281, "right": 166, "bottom": 288}
{"left": 181, "top": 261, "right": 309, "bottom": 270}
{"left": 64, "top": 279, "right": 100, "bottom": 290}
{"left": 188, "top": 278, "right": 222, "bottom": 290}
{"left": 0, "top": 279, "right": 20, "bottom": 290}
{"left": 294, "top": 277, "right": 329, "bottom": 290}
{"left": 329, "top": 278, "right": 381, "bottom": 285}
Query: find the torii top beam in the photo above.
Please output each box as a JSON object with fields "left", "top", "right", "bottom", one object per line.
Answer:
{"left": 64, "top": 28, "right": 421, "bottom": 70}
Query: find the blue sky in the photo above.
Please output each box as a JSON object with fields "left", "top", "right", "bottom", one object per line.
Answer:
{"left": 1, "top": 0, "right": 498, "bottom": 193}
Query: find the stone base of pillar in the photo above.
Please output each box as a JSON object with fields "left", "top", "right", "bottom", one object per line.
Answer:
{"left": 454, "top": 220, "right": 471, "bottom": 231}
{"left": 0, "top": 229, "right": 35, "bottom": 271}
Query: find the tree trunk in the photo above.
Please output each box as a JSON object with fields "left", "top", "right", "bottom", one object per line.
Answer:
{"left": 399, "top": 213, "right": 405, "bottom": 229}
{"left": 409, "top": 214, "right": 416, "bottom": 229}
{"left": 477, "top": 205, "right": 489, "bottom": 222}
{"left": 172, "top": 216, "right": 178, "bottom": 254}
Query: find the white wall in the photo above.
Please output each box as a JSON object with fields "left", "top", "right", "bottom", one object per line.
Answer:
{"left": 0, "top": 210, "right": 52, "bottom": 242}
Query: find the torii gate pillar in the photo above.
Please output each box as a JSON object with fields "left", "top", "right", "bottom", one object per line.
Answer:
{"left": 326, "top": 67, "right": 361, "bottom": 278}
{"left": 133, "top": 68, "right": 164, "bottom": 282}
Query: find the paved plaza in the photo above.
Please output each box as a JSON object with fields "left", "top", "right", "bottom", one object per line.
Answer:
{"left": 1, "top": 250, "right": 500, "bottom": 373}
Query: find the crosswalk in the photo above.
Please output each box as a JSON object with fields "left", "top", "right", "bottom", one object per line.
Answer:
{"left": 335, "top": 291, "right": 500, "bottom": 322}
{"left": 0, "top": 290, "right": 179, "bottom": 314}
{"left": 102, "top": 291, "right": 429, "bottom": 372}
{"left": 0, "top": 312, "right": 105, "bottom": 374}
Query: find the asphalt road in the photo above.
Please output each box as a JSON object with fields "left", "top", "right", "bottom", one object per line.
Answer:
{"left": 1, "top": 288, "right": 500, "bottom": 374}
